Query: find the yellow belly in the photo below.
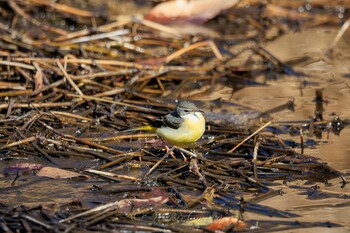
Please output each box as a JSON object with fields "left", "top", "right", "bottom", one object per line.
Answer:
{"left": 156, "top": 112, "right": 205, "bottom": 147}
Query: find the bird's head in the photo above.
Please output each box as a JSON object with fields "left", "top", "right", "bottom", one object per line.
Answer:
{"left": 176, "top": 101, "right": 204, "bottom": 117}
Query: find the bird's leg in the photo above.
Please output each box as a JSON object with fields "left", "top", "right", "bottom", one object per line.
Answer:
{"left": 173, "top": 146, "right": 203, "bottom": 160}
{"left": 158, "top": 137, "right": 176, "bottom": 158}
{"left": 165, "top": 145, "right": 176, "bottom": 159}
{"left": 179, "top": 151, "right": 188, "bottom": 162}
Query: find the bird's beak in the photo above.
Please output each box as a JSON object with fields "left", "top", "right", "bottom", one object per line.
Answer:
{"left": 190, "top": 109, "right": 204, "bottom": 113}
{"left": 190, "top": 109, "right": 205, "bottom": 115}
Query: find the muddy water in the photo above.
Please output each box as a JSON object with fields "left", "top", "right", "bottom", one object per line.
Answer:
{"left": 226, "top": 28, "right": 350, "bottom": 231}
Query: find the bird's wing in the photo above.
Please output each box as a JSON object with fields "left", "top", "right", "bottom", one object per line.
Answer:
{"left": 153, "top": 111, "right": 183, "bottom": 129}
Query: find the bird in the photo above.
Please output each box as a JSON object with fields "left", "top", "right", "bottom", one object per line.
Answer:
{"left": 134, "top": 101, "right": 206, "bottom": 147}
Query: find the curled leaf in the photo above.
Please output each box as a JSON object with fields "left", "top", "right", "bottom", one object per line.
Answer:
{"left": 145, "top": 0, "right": 239, "bottom": 25}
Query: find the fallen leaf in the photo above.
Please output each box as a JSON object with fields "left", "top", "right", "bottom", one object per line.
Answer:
{"left": 145, "top": 0, "right": 239, "bottom": 25}
{"left": 139, "top": 187, "right": 169, "bottom": 200}
{"left": 36, "top": 166, "right": 88, "bottom": 179}
{"left": 3, "top": 163, "right": 42, "bottom": 173}
{"left": 34, "top": 69, "right": 44, "bottom": 95}
{"left": 207, "top": 216, "right": 247, "bottom": 230}
{"left": 117, "top": 195, "right": 168, "bottom": 213}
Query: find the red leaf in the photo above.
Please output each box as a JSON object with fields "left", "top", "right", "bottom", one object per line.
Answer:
{"left": 207, "top": 217, "right": 247, "bottom": 230}
{"left": 145, "top": 0, "right": 239, "bottom": 25}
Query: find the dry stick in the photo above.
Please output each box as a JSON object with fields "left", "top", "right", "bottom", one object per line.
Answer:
{"left": 63, "top": 29, "right": 130, "bottom": 44}
{"left": 0, "top": 102, "right": 73, "bottom": 110}
{"left": 50, "top": 111, "right": 92, "bottom": 122}
{"left": 60, "top": 201, "right": 120, "bottom": 223}
{"left": 93, "top": 87, "right": 125, "bottom": 97}
{"left": 329, "top": 18, "right": 350, "bottom": 51}
{"left": 8, "top": 1, "right": 67, "bottom": 35}
{"left": 66, "top": 93, "right": 166, "bottom": 114}
{"left": 54, "top": 17, "right": 132, "bottom": 42}
{"left": 228, "top": 121, "right": 271, "bottom": 153}
{"left": 209, "top": 40, "right": 224, "bottom": 60}
{"left": 232, "top": 168, "right": 270, "bottom": 190}
{"left": 38, "top": 136, "right": 112, "bottom": 161}
{"left": 165, "top": 40, "right": 222, "bottom": 64}
{"left": 0, "top": 60, "right": 35, "bottom": 70}
{"left": 144, "top": 149, "right": 173, "bottom": 178}
{"left": 37, "top": 117, "right": 116, "bottom": 157}
{"left": 138, "top": 18, "right": 183, "bottom": 38}
{"left": 21, "top": 214, "right": 53, "bottom": 231}
{"left": 186, "top": 187, "right": 215, "bottom": 209}
{"left": 31, "top": 70, "right": 135, "bottom": 96}
{"left": 0, "top": 136, "right": 36, "bottom": 150}
{"left": 91, "top": 133, "right": 157, "bottom": 142}
{"left": 16, "top": 130, "right": 58, "bottom": 165}
{"left": 12, "top": 57, "right": 191, "bottom": 71}
{"left": 63, "top": 134, "right": 123, "bottom": 155}
{"left": 85, "top": 169, "right": 141, "bottom": 181}
{"left": 84, "top": 208, "right": 121, "bottom": 227}
{"left": 56, "top": 60, "right": 84, "bottom": 96}
{"left": 0, "top": 90, "right": 32, "bottom": 98}
{"left": 252, "top": 141, "right": 260, "bottom": 179}
{"left": 98, "top": 152, "right": 139, "bottom": 170}
{"left": 27, "top": 0, "right": 94, "bottom": 17}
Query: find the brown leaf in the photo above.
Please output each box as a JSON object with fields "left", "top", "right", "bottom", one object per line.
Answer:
{"left": 36, "top": 166, "right": 88, "bottom": 179}
{"left": 207, "top": 217, "right": 247, "bottom": 230}
{"left": 34, "top": 69, "right": 44, "bottom": 94}
{"left": 117, "top": 195, "right": 168, "bottom": 213}
{"left": 145, "top": 0, "right": 239, "bottom": 25}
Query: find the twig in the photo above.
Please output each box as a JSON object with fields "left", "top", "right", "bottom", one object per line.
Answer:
{"left": 228, "top": 121, "right": 271, "bottom": 153}
{"left": 56, "top": 60, "right": 84, "bottom": 96}
{"left": 0, "top": 136, "right": 36, "bottom": 150}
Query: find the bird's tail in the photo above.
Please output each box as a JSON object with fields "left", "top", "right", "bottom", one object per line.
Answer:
{"left": 124, "top": 125, "right": 157, "bottom": 133}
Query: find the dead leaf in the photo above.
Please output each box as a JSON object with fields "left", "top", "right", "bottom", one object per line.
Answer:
{"left": 3, "top": 163, "right": 42, "bottom": 173}
{"left": 34, "top": 69, "right": 44, "bottom": 95}
{"left": 207, "top": 216, "right": 247, "bottom": 230}
{"left": 117, "top": 195, "right": 168, "bottom": 213}
{"left": 145, "top": 0, "right": 239, "bottom": 25}
{"left": 36, "top": 166, "right": 88, "bottom": 179}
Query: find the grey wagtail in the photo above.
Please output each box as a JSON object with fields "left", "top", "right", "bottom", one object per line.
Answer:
{"left": 134, "top": 101, "right": 205, "bottom": 147}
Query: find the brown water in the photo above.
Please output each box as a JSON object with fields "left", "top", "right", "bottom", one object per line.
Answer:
{"left": 233, "top": 28, "right": 350, "bottom": 231}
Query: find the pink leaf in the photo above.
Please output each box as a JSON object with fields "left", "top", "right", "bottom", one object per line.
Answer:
{"left": 3, "top": 163, "right": 42, "bottom": 173}
{"left": 145, "top": 0, "right": 239, "bottom": 25}
{"left": 36, "top": 166, "right": 88, "bottom": 179}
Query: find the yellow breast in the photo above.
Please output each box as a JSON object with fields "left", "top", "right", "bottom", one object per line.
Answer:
{"left": 156, "top": 112, "right": 205, "bottom": 147}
